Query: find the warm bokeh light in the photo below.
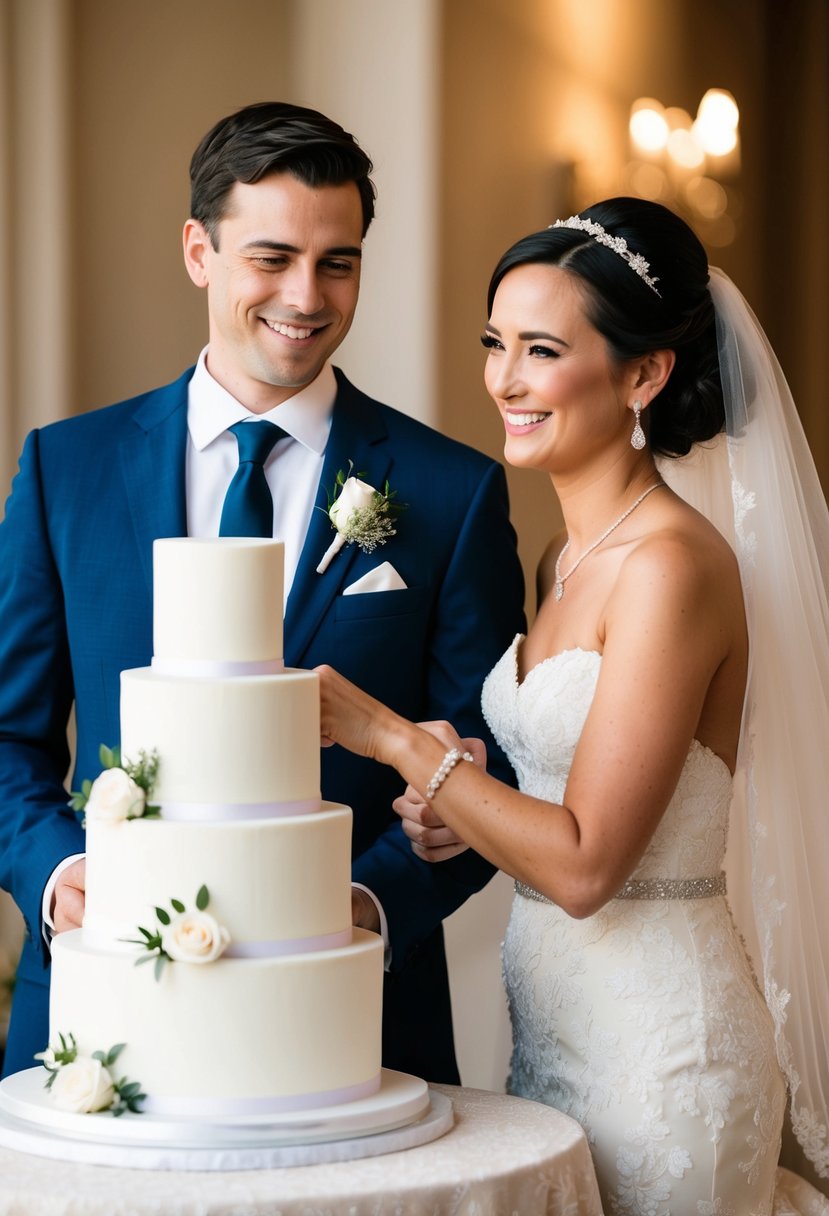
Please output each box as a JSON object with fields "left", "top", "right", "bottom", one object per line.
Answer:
{"left": 697, "top": 88, "right": 740, "bottom": 131}
{"left": 626, "top": 89, "right": 739, "bottom": 245}
{"left": 663, "top": 106, "right": 692, "bottom": 132}
{"left": 629, "top": 99, "right": 669, "bottom": 153}
{"left": 626, "top": 161, "right": 669, "bottom": 200}
{"left": 685, "top": 176, "right": 729, "bottom": 219}
{"left": 692, "top": 119, "right": 739, "bottom": 157}
{"left": 693, "top": 88, "right": 740, "bottom": 156}
{"left": 667, "top": 128, "right": 706, "bottom": 170}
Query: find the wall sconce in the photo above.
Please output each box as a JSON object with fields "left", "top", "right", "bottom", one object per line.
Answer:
{"left": 626, "top": 89, "right": 740, "bottom": 246}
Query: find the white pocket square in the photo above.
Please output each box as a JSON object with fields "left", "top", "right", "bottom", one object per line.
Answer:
{"left": 343, "top": 562, "right": 408, "bottom": 595}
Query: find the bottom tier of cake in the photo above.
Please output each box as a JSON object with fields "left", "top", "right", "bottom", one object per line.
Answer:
{"left": 49, "top": 928, "right": 384, "bottom": 1115}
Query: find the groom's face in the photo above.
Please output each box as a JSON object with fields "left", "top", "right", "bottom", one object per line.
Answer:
{"left": 183, "top": 172, "right": 364, "bottom": 412}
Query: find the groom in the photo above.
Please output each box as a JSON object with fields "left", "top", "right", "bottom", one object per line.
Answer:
{"left": 0, "top": 102, "right": 524, "bottom": 1081}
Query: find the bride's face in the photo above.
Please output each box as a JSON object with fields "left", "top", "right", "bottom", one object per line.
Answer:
{"left": 483, "top": 264, "right": 629, "bottom": 477}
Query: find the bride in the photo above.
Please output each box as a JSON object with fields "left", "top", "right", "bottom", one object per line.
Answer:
{"left": 317, "top": 198, "right": 829, "bottom": 1214}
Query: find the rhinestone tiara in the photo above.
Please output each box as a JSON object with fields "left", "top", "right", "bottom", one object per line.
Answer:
{"left": 550, "top": 215, "right": 661, "bottom": 296}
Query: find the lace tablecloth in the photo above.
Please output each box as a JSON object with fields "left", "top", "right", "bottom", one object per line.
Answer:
{"left": 0, "top": 1084, "right": 603, "bottom": 1215}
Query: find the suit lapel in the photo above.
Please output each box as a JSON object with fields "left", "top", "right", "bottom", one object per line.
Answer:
{"left": 285, "top": 371, "right": 392, "bottom": 666}
{"left": 119, "top": 371, "right": 191, "bottom": 596}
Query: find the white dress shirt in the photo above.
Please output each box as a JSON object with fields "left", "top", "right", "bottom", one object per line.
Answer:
{"left": 185, "top": 348, "right": 334, "bottom": 598}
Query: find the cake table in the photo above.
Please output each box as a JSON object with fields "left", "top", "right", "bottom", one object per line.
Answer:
{"left": 0, "top": 1085, "right": 603, "bottom": 1215}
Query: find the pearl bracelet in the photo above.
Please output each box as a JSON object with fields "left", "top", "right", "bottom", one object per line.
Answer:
{"left": 425, "top": 747, "right": 474, "bottom": 800}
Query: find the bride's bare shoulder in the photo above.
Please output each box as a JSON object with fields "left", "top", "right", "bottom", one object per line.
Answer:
{"left": 620, "top": 493, "right": 743, "bottom": 610}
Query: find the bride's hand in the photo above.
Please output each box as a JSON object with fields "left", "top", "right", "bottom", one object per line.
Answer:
{"left": 316, "top": 664, "right": 404, "bottom": 764}
{"left": 393, "top": 723, "right": 486, "bottom": 862}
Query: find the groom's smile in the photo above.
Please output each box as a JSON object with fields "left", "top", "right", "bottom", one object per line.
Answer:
{"left": 183, "top": 172, "right": 363, "bottom": 414}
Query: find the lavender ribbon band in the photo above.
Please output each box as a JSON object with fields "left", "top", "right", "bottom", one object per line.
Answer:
{"left": 85, "top": 923, "right": 352, "bottom": 957}
{"left": 151, "top": 657, "right": 285, "bottom": 678}
{"left": 159, "top": 798, "right": 321, "bottom": 822}
{"left": 139, "top": 1073, "right": 382, "bottom": 1117}
{"left": 224, "top": 928, "right": 352, "bottom": 957}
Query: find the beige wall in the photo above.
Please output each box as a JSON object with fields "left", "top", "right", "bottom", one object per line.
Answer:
{"left": 72, "top": 0, "right": 295, "bottom": 413}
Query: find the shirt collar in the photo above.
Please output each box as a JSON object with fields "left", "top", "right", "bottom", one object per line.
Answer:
{"left": 187, "top": 348, "right": 336, "bottom": 455}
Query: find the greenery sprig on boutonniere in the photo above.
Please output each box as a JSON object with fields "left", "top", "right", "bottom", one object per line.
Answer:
{"left": 316, "top": 463, "right": 406, "bottom": 574}
{"left": 124, "top": 885, "right": 231, "bottom": 981}
{"left": 69, "top": 744, "right": 160, "bottom": 824}
{"left": 35, "top": 1032, "right": 145, "bottom": 1116}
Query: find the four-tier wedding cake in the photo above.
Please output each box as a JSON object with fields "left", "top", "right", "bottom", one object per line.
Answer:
{"left": 50, "top": 537, "right": 385, "bottom": 1116}
{"left": 0, "top": 537, "right": 448, "bottom": 1168}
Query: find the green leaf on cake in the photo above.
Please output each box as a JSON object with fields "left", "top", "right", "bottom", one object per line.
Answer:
{"left": 123, "top": 749, "right": 160, "bottom": 798}
{"left": 99, "top": 744, "right": 121, "bottom": 770}
{"left": 68, "top": 778, "right": 93, "bottom": 813}
{"left": 129, "top": 884, "right": 225, "bottom": 980}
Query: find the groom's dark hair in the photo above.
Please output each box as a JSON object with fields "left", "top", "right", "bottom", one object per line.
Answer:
{"left": 190, "top": 101, "right": 376, "bottom": 247}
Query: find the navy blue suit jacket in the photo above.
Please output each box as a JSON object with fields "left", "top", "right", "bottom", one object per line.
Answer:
{"left": 0, "top": 367, "right": 525, "bottom": 1082}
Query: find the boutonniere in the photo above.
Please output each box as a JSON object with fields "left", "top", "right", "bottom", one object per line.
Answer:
{"left": 316, "top": 464, "right": 405, "bottom": 574}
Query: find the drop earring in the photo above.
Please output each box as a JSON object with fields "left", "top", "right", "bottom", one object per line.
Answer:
{"left": 631, "top": 400, "right": 646, "bottom": 450}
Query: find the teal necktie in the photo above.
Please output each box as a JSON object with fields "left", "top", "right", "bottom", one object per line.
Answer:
{"left": 219, "top": 421, "right": 286, "bottom": 538}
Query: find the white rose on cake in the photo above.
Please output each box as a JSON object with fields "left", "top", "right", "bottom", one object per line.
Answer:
{"left": 161, "top": 910, "right": 230, "bottom": 964}
{"left": 50, "top": 1056, "right": 116, "bottom": 1114}
{"left": 84, "top": 767, "right": 146, "bottom": 823}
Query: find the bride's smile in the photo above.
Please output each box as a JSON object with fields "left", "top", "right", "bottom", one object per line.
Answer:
{"left": 482, "top": 264, "right": 631, "bottom": 476}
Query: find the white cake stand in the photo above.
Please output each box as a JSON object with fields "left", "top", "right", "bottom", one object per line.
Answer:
{"left": 0, "top": 1066, "right": 453, "bottom": 1170}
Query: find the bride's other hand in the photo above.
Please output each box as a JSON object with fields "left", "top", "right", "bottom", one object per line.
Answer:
{"left": 394, "top": 726, "right": 487, "bottom": 862}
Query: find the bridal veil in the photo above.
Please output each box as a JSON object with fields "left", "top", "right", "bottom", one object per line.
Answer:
{"left": 658, "top": 268, "right": 829, "bottom": 1188}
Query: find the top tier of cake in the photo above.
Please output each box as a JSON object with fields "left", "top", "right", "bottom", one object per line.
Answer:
{"left": 119, "top": 537, "right": 319, "bottom": 814}
{"left": 153, "top": 537, "right": 283, "bottom": 672}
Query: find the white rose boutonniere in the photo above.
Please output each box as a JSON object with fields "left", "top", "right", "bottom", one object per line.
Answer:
{"left": 316, "top": 465, "right": 405, "bottom": 574}
{"left": 162, "top": 909, "right": 230, "bottom": 964}
{"left": 124, "top": 885, "right": 231, "bottom": 980}
{"left": 35, "top": 1033, "right": 145, "bottom": 1116}
{"left": 70, "top": 744, "right": 160, "bottom": 823}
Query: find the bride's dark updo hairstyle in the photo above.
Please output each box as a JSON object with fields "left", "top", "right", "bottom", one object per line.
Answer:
{"left": 486, "top": 197, "right": 724, "bottom": 457}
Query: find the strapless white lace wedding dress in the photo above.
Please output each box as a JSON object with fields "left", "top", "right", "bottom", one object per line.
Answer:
{"left": 483, "top": 636, "right": 828, "bottom": 1216}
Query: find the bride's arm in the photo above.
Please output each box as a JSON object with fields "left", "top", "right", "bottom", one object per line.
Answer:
{"left": 319, "top": 530, "right": 743, "bottom": 918}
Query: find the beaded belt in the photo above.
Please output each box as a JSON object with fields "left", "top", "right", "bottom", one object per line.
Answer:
{"left": 515, "top": 872, "right": 726, "bottom": 904}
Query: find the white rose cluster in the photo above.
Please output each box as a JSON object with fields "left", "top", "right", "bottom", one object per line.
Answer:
{"left": 84, "top": 767, "right": 146, "bottom": 823}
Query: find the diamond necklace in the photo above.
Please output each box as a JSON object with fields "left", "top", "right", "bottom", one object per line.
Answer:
{"left": 554, "top": 481, "right": 664, "bottom": 602}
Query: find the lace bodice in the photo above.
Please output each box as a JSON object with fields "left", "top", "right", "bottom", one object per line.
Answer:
{"left": 482, "top": 635, "right": 732, "bottom": 884}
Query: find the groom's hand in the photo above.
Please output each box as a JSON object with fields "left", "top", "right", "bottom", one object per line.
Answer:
{"left": 351, "top": 887, "right": 381, "bottom": 933}
{"left": 52, "top": 858, "right": 86, "bottom": 933}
